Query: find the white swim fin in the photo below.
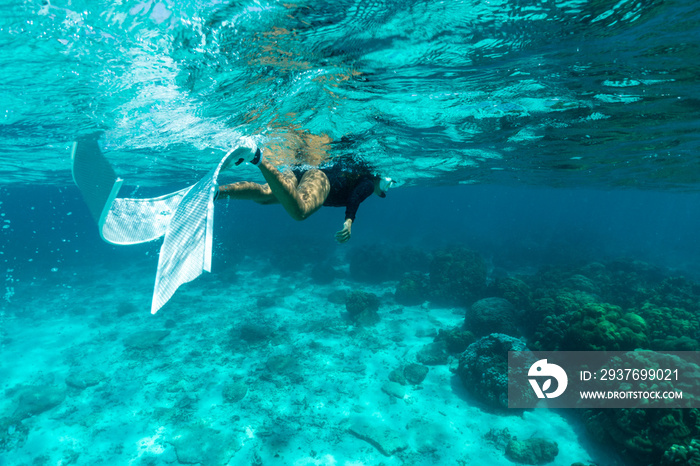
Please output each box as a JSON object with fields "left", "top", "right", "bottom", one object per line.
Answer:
{"left": 150, "top": 151, "right": 233, "bottom": 314}
{"left": 71, "top": 136, "right": 191, "bottom": 245}
{"left": 72, "top": 137, "right": 236, "bottom": 314}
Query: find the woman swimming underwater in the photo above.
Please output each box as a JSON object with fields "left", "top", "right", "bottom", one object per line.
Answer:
{"left": 217, "top": 143, "right": 394, "bottom": 243}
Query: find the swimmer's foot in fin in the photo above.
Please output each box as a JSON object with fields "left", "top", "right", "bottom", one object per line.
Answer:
{"left": 216, "top": 146, "right": 263, "bottom": 201}
{"left": 227, "top": 146, "right": 262, "bottom": 167}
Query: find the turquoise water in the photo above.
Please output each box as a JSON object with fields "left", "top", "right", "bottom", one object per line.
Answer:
{"left": 3, "top": 1, "right": 700, "bottom": 465}
{"left": 2, "top": 0, "right": 700, "bottom": 188}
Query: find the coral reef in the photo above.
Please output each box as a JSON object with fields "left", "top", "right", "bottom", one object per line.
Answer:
{"left": 493, "top": 259, "right": 700, "bottom": 464}
{"left": 525, "top": 262, "right": 700, "bottom": 353}
{"left": 636, "top": 302, "right": 700, "bottom": 351}
{"left": 434, "top": 327, "right": 475, "bottom": 354}
{"left": 492, "top": 276, "right": 532, "bottom": 311}
{"left": 9, "top": 245, "right": 700, "bottom": 465}
{"left": 429, "top": 246, "right": 487, "bottom": 306}
{"left": 662, "top": 439, "right": 700, "bottom": 465}
{"left": 583, "top": 408, "right": 700, "bottom": 465}
{"left": 533, "top": 302, "right": 648, "bottom": 352}
{"left": 457, "top": 333, "right": 530, "bottom": 409}
{"left": 394, "top": 272, "right": 430, "bottom": 306}
{"left": 466, "top": 297, "right": 518, "bottom": 337}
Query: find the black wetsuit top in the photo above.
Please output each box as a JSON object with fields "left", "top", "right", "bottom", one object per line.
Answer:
{"left": 292, "top": 160, "right": 375, "bottom": 221}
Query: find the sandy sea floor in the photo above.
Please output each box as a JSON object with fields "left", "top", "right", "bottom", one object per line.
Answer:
{"left": 0, "top": 255, "right": 620, "bottom": 466}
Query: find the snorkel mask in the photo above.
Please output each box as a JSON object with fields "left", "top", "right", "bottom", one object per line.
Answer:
{"left": 378, "top": 177, "right": 395, "bottom": 198}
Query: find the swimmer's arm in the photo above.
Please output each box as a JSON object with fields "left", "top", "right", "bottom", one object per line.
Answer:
{"left": 335, "top": 219, "right": 352, "bottom": 243}
{"left": 336, "top": 179, "right": 372, "bottom": 243}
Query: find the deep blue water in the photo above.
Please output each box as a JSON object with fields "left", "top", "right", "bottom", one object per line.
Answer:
{"left": 5, "top": 184, "right": 700, "bottom": 288}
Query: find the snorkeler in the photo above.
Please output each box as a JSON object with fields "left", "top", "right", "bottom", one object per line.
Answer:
{"left": 217, "top": 146, "right": 394, "bottom": 243}
{"left": 71, "top": 135, "right": 393, "bottom": 312}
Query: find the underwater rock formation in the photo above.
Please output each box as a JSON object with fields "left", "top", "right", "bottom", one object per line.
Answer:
{"left": 403, "top": 363, "right": 429, "bottom": 385}
{"left": 500, "top": 260, "right": 700, "bottom": 464}
{"left": 8, "top": 385, "right": 65, "bottom": 422}
{"left": 394, "top": 272, "right": 429, "bottom": 306}
{"left": 583, "top": 408, "right": 700, "bottom": 465}
{"left": 387, "top": 364, "right": 429, "bottom": 386}
{"left": 0, "top": 384, "right": 67, "bottom": 452}
{"left": 434, "top": 327, "right": 475, "bottom": 354}
{"left": 345, "top": 290, "right": 381, "bottom": 326}
{"left": 492, "top": 276, "right": 532, "bottom": 312}
{"left": 429, "top": 246, "right": 487, "bottom": 306}
{"left": 381, "top": 381, "right": 406, "bottom": 399}
{"left": 348, "top": 419, "right": 408, "bottom": 456}
{"left": 525, "top": 290, "right": 598, "bottom": 339}
{"left": 221, "top": 382, "right": 248, "bottom": 403}
{"left": 388, "top": 368, "right": 407, "bottom": 385}
{"left": 457, "top": 333, "right": 529, "bottom": 409}
{"left": 123, "top": 330, "right": 171, "bottom": 350}
{"left": 466, "top": 297, "right": 518, "bottom": 337}
{"left": 505, "top": 437, "right": 559, "bottom": 465}
{"left": 635, "top": 302, "right": 700, "bottom": 351}
{"left": 533, "top": 302, "right": 648, "bottom": 352}
{"left": 495, "top": 260, "right": 700, "bottom": 354}
{"left": 578, "top": 351, "right": 700, "bottom": 464}
{"left": 662, "top": 439, "right": 700, "bottom": 465}
{"left": 416, "top": 341, "right": 449, "bottom": 366}
{"left": 65, "top": 369, "right": 106, "bottom": 391}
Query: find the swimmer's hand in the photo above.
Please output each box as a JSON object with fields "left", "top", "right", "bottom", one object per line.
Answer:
{"left": 335, "top": 219, "right": 352, "bottom": 243}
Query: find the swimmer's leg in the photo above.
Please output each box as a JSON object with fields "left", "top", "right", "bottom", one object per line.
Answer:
{"left": 258, "top": 160, "right": 330, "bottom": 220}
{"left": 217, "top": 181, "right": 276, "bottom": 204}
{"left": 217, "top": 169, "right": 298, "bottom": 205}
